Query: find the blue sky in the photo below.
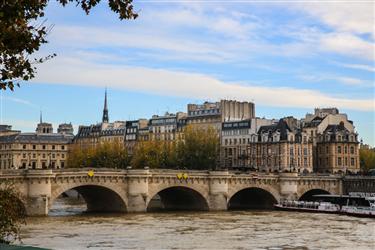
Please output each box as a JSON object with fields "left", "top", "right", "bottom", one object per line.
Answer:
{"left": 2, "top": 1, "right": 374, "bottom": 145}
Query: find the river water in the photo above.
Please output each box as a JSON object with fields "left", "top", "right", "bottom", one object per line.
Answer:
{"left": 20, "top": 198, "right": 375, "bottom": 250}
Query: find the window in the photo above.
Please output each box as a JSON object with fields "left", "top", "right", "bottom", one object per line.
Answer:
{"left": 42, "top": 154, "right": 45, "bottom": 158}
{"left": 344, "top": 146, "right": 347, "bottom": 154}
{"left": 42, "top": 145, "right": 46, "bottom": 150}
{"left": 350, "top": 146, "right": 354, "bottom": 154}
{"left": 52, "top": 145, "right": 55, "bottom": 150}
{"left": 337, "top": 146, "right": 341, "bottom": 154}
{"left": 62, "top": 154, "right": 65, "bottom": 158}
{"left": 338, "top": 157, "right": 342, "bottom": 166}
{"left": 52, "top": 154, "right": 55, "bottom": 158}
{"left": 23, "top": 153, "right": 26, "bottom": 158}
{"left": 351, "top": 158, "right": 355, "bottom": 166}
{"left": 61, "top": 162, "right": 65, "bottom": 168}
{"left": 23, "top": 145, "right": 26, "bottom": 149}
{"left": 33, "top": 154, "right": 36, "bottom": 158}
{"left": 32, "top": 145, "right": 36, "bottom": 150}
{"left": 303, "top": 148, "right": 308, "bottom": 156}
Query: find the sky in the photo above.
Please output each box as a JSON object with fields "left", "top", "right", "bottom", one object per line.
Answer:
{"left": 1, "top": 0, "right": 374, "bottom": 145}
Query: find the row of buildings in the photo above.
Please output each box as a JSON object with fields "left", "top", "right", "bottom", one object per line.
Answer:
{"left": 0, "top": 91, "right": 360, "bottom": 174}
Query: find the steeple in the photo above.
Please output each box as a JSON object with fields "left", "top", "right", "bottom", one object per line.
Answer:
{"left": 102, "top": 88, "right": 109, "bottom": 123}
{"left": 40, "top": 110, "right": 43, "bottom": 123}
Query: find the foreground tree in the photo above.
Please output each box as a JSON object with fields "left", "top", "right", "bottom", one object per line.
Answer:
{"left": 0, "top": 183, "right": 26, "bottom": 244}
{"left": 0, "top": 0, "right": 137, "bottom": 90}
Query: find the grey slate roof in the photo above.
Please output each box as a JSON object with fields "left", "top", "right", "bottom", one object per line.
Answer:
{"left": 0, "top": 132, "right": 73, "bottom": 144}
{"left": 258, "top": 119, "right": 291, "bottom": 141}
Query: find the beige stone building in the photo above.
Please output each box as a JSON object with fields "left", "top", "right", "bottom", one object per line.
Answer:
{"left": 187, "top": 100, "right": 255, "bottom": 131}
{"left": 220, "top": 118, "right": 313, "bottom": 173}
{"left": 148, "top": 112, "right": 186, "bottom": 142}
{"left": 302, "top": 107, "right": 359, "bottom": 173}
{"left": 220, "top": 118, "right": 276, "bottom": 168}
{"left": 316, "top": 123, "right": 359, "bottom": 173}
{"left": 0, "top": 123, "right": 73, "bottom": 170}
{"left": 124, "top": 119, "right": 148, "bottom": 154}
{"left": 249, "top": 119, "right": 313, "bottom": 173}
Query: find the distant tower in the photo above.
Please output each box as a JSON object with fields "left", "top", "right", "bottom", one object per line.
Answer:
{"left": 36, "top": 111, "right": 53, "bottom": 134}
{"left": 102, "top": 88, "right": 109, "bottom": 123}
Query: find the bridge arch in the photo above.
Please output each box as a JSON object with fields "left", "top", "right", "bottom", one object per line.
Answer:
{"left": 228, "top": 186, "right": 279, "bottom": 210}
{"left": 147, "top": 186, "right": 209, "bottom": 211}
{"left": 298, "top": 188, "right": 331, "bottom": 201}
{"left": 50, "top": 183, "right": 127, "bottom": 214}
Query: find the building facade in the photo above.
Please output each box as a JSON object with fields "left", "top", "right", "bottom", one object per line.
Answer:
{"left": 149, "top": 112, "right": 187, "bottom": 141}
{"left": 220, "top": 118, "right": 275, "bottom": 169}
{"left": 124, "top": 119, "right": 148, "bottom": 154}
{"left": 316, "top": 123, "right": 360, "bottom": 173}
{"left": 0, "top": 123, "right": 73, "bottom": 170}
{"left": 187, "top": 100, "right": 256, "bottom": 131}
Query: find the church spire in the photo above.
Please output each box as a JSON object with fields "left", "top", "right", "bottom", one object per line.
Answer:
{"left": 40, "top": 110, "right": 42, "bottom": 123}
{"left": 102, "top": 88, "right": 109, "bottom": 123}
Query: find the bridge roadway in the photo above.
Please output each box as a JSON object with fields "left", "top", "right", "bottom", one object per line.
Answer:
{"left": 0, "top": 169, "right": 344, "bottom": 216}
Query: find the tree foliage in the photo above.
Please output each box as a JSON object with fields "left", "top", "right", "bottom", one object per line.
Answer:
{"left": 131, "top": 140, "right": 179, "bottom": 169}
{"left": 359, "top": 148, "right": 375, "bottom": 172}
{"left": 0, "top": 0, "right": 137, "bottom": 90}
{"left": 177, "top": 126, "right": 219, "bottom": 170}
{"left": 68, "top": 141, "right": 131, "bottom": 169}
{"left": 131, "top": 126, "right": 220, "bottom": 170}
{"left": 68, "top": 126, "right": 220, "bottom": 170}
{"left": 0, "top": 183, "right": 26, "bottom": 244}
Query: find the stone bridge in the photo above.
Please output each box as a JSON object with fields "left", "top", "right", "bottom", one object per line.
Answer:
{"left": 0, "top": 169, "right": 343, "bottom": 216}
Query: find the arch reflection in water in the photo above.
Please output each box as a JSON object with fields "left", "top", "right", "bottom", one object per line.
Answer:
{"left": 228, "top": 187, "right": 277, "bottom": 210}
{"left": 299, "top": 189, "right": 330, "bottom": 201}
{"left": 147, "top": 186, "right": 209, "bottom": 212}
{"left": 49, "top": 185, "right": 127, "bottom": 216}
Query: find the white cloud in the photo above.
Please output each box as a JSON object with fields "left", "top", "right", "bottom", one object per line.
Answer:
{"left": 32, "top": 56, "right": 374, "bottom": 112}
{"left": 297, "top": 2, "right": 374, "bottom": 37}
{"left": 338, "top": 63, "right": 375, "bottom": 73}
{"left": 2, "top": 96, "right": 38, "bottom": 107}
{"left": 298, "top": 74, "right": 371, "bottom": 87}
{"left": 320, "top": 33, "right": 374, "bottom": 61}
{"left": 292, "top": 2, "right": 374, "bottom": 61}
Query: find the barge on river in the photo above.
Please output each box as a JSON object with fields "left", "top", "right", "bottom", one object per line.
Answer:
{"left": 275, "top": 195, "right": 375, "bottom": 218}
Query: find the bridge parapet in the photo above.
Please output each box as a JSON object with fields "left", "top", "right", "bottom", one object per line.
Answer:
{"left": 343, "top": 176, "right": 375, "bottom": 195}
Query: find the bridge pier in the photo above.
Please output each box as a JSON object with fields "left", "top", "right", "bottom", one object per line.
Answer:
{"left": 279, "top": 173, "right": 299, "bottom": 200}
{"left": 26, "top": 170, "right": 53, "bottom": 216}
{"left": 127, "top": 169, "right": 150, "bottom": 212}
{"left": 208, "top": 171, "right": 229, "bottom": 211}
